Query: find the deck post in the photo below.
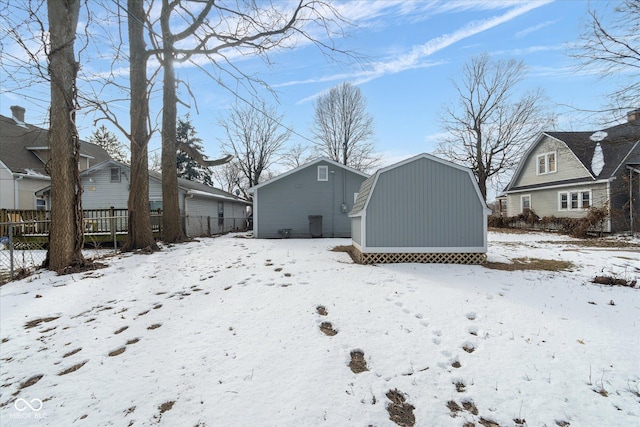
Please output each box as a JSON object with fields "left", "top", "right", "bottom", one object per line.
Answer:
{"left": 9, "top": 223, "right": 14, "bottom": 280}
{"left": 110, "top": 206, "right": 116, "bottom": 249}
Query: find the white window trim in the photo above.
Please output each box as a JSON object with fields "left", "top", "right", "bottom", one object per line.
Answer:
{"left": 536, "top": 151, "right": 557, "bottom": 176}
{"left": 317, "top": 165, "right": 328, "bottom": 181}
{"left": 520, "top": 194, "right": 531, "bottom": 213}
{"left": 558, "top": 190, "right": 592, "bottom": 211}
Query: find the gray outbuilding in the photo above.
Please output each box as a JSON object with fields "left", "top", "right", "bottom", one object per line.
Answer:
{"left": 249, "top": 158, "right": 369, "bottom": 238}
{"left": 349, "top": 153, "right": 491, "bottom": 264}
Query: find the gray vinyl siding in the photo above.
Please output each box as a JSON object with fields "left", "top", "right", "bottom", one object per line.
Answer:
{"left": 81, "top": 168, "right": 129, "bottom": 209}
{"left": 255, "top": 160, "right": 367, "bottom": 238}
{"left": 149, "top": 179, "right": 164, "bottom": 207}
{"left": 513, "top": 136, "right": 591, "bottom": 188}
{"left": 364, "top": 157, "right": 485, "bottom": 249}
{"left": 184, "top": 197, "right": 214, "bottom": 236}
{"left": 351, "top": 216, "right": 362, "bottom": 246}
{"left": 506, "top": 183, "right": 608, "bottom": 218}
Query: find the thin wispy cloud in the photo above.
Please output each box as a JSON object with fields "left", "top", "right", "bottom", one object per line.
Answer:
{"left": 516, "top": 20, "right": 555, "bottom": 38}
{"left": 293, "top": 0, "right": 554, "bottom": 103}
{"left": 493, "top": 44, "right": 565, "bottom": 56}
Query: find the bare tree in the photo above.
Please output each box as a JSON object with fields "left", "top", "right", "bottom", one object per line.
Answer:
{"left": 211, "top": 160, "right": 245, "bottom": 195}
{"left": 145, "top": 0, "right": 349, "bottom": 242}
{"left": 219, "top": 101, "right": 291, "bottom": 199}
{"left": 281, "top": 143, "right": 313, "bottom": 170}
{"left": 121, "top": 0, "right": 159, "bottom": 252}
{"left": 312, "top": 82, "right": 379, "bottom": 172}
{"left": 573, "top": 0, "right": 640, "bottom": 115}
{"left": 436, "top": 53, "right": 555, "bottom": 201}
{"left": 44, "top": 0, "right": 90, "bottom": 272}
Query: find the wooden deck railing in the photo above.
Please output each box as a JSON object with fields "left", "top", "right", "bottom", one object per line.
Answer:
{"left": 1, "top": 208, "right": 246, "bottom": 244}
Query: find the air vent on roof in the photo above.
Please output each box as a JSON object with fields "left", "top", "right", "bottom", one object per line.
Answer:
{"left": 10, "top": 105, "right": 27, "bottom": 127}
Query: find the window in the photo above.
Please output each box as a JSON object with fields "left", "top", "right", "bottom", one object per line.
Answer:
{"left": 317, "top": 165, "right": 328, "bottom": 181}
{"left": 149, "top": 201, "right": 163, "bottom": 212}
{"left": 560, "top": 193, "right": 568, "bottom": 210}
{"left": 36, "top": 198, "right": 46, "bottom": 211}
{"left": 558, "top": 191, "right": 591, "bottom": 211}
{"left": 110, "top": 167, "right": 121, "bottom": 183}
{"left": 536, "top": 151, "right": 556, "bottom": 175}
{"left": 521, "top": 194, "right": 531, "bottom": 213}
{"left": 218, "top": 201, "right": 224, "bottom": 227}
{"left": 571, "top": 192, "right": 579, "bottom": 209}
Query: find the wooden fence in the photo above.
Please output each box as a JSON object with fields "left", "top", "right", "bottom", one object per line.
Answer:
{"left": 0, "top": 208, "right": 247, "bottom": 247}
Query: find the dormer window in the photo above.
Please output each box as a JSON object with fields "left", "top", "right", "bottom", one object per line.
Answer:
{"left": 537, "top": 151, "right": 556, "bottom": 175}
{"left": 110, "top": 167, "right": 121, "bottom": 183}
{"left": 317, "top": 165, "right": 328, "bottom": 181}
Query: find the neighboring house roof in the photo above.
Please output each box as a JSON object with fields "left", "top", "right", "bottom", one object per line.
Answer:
{"left": 76, "top": 160, "right": 250, "bottom": 205}
{"left": 506, "top": 119, "right": 640, "bottom": 192}
{"left": 350, "top": 152, "right": 490, "bottom": 217}
{"left": 0, "top": 112, "right": 111, "bottom": 176}
{"left": 248, "top": 157, "right": 369, "bottom": 193}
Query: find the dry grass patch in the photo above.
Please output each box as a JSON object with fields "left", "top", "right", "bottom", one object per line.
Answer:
{"left": 58, "top": 360, "right": 88, "bottom": 376}
{"left": 479, "top": 418, "right": 500, "bottom": 427}
{"left": 386, "top": 389, "right": 415, "bottom": 427}
{"left": 24, "top": 317, "right": 59, "bottom": 329}
{"left": 319, "top": 322, "right": 337, "bottom": 336}
{"left": 349, "top": 350, "right": 369, "bottom": 373}
{"left": 331, "top": 245, "right": 360, "bottom": 263}
{"left": 592, "top": 275, "right": 637, "bottom": 288}
{"left": 19, "top": 374, "right": 43, "bottom": 389}
{"left": 483, "top": 257, "right": 574, "bottom": 272}
{"left": 544, "top": 239, "right": 640, "bottom": 249}
{"left": 109, "top": 347, "right": 126, "bottom": 357}
{"left": 63, "top": 348, "right": 82, "bottom": 358}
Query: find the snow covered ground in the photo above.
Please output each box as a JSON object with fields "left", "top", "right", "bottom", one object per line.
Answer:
{"left": 1, "top": 231, "right": 639, "bottom": 426}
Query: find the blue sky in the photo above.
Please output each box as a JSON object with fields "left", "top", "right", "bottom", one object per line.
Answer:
{"left": 0, "top": 1, "right": 630, "bottom": 197}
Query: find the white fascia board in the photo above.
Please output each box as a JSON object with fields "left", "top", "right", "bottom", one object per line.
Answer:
{"left": 249, "top": 157, "right": 369, "bottom": 192}
{"left": 360, "top": 246, "right": 488, "bottom": 254}
{"left": 506, "top": 179, "right": 611, "bottom": 193}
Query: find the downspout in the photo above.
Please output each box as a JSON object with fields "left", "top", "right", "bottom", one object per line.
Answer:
{"left": 330, "top": 170, "right": 335, "bottom": 237}
{"left": 14, "top": 176, "right": 23, "bottom": 209}
{"left": 631, "top": 167, "right": 638, "bottom": 235}
{"left": 606, "top": 180, "right": 612, "bottom": 232}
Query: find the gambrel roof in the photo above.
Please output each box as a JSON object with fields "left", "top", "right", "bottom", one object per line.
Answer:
{"left": 350, "top": 153, "right": 490, "bottom": 217}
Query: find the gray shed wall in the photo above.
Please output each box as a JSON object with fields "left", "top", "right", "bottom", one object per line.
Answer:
{"left": 255, "top": 161, "right": 367, "bottom": 238}
{"left": 365, "top": 157, "right": 485, "bottom": 248}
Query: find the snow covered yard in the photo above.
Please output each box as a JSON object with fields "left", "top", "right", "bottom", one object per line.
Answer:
{"left": 0, "top": 231, "right": 638, "bottom": 427}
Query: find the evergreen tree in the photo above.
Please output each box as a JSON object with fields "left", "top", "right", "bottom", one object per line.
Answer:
{"left": 88, "top": 125, "right": 129, "bottom": 163}
{"left": 176, "top": 116, "right": 213, "bottom": 186}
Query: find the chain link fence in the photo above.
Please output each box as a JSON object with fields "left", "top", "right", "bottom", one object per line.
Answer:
{"left": 0, "top": 218, "right": 119, "bottom": 285}
{"left": 0, "top": 214, "right": 249, "bottom": 284}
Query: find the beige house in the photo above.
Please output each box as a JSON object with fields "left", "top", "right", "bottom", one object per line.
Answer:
{"left": 504, "top": 110, "right": 640, "bottom": 232}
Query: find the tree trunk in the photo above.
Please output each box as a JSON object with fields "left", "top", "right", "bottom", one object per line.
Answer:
{"left": 45, "top": 0, "right": 88, "bottom": 272}
{"left": 159, "top": 0, "right": 185, "bottom": 243}
{"left": 122, "top": 0, "right": 159, "bottom": 252}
